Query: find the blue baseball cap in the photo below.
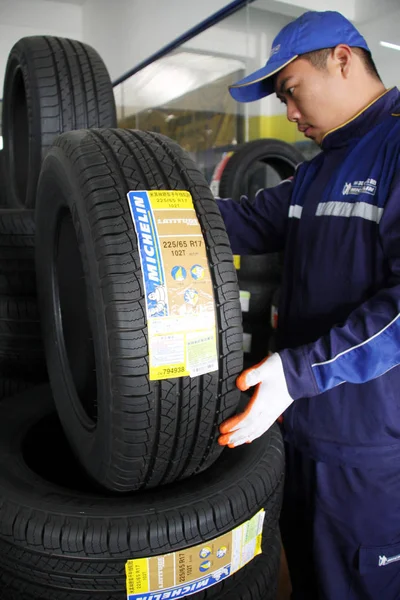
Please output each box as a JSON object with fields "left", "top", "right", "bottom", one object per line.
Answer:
{"left": 229, "top": 11, "right": 370, "bottom": 102}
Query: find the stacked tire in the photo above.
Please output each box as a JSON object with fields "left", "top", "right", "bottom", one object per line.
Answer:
{"left": 213, "top": 139, "right": 304, "bottom": 367}
{"left": 0, "top": 34, "right": 118, "bottom": 399}
{"left": 0, "top": 36, "right": 285, "bottom": 600}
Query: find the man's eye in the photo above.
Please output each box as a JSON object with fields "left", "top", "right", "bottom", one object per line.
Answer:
{"left": 287, "top": 87, "right": 295, "bottom": 97}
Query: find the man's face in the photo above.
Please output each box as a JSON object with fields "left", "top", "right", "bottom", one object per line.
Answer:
{"left": 274, "top": 54, "right": 350, "bottom": 145}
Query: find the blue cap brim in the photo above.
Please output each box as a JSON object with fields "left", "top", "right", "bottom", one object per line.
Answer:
{"left": 229, "top": 55, "right": 298, "bottom": 102}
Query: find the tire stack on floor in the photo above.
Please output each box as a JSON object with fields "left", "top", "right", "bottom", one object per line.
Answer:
{"left": 0, "top": 36, "right": 285, "bottom": 600}
{"left": 0, "top": 146, "right": 46, "bottom": 398}
{"left": 213, "top": 139, "right": 304, "bottom": 368}
{"left": 0, "top": 151, "right": 8, "bottom": 207}
{"left": 0, "top": 34, "right": 117, "bottom": 402}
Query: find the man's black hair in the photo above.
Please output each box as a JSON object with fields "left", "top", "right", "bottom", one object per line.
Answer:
{"left": 301, "top": 47, "right": 382, "bottom": 81}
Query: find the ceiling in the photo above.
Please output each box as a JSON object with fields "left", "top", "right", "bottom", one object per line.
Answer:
{"left": 41, "top": 0, "right": 86, "bottom": 4}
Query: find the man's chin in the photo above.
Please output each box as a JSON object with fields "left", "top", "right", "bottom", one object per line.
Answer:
{"left": 305, "top": 131, "right": 321, "bottom": 145}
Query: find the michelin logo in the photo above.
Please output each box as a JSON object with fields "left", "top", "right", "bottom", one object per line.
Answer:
{"left": 129, "top": 577, "right": 211, "bottom": 599}
{"left": 128, "top": 193, "right": 162, "bottom": 284}
{"left": 342, "top": 178, "right": 377, "bottom": 196}
{"left": 129, "top": 567, "right": 231, "bottom": 599}
{"left": 379, "top": 553, "right": 400, "bottom": 567}
{"left": 127, "top": 191, "right": 168, "bottom": 317}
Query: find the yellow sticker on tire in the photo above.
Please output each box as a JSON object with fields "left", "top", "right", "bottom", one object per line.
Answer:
{"left": 127, "top": 190, "right": 218, "bottom": 380}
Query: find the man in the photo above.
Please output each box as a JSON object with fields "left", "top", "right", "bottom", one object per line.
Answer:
{"left": 216, "top": 10, "right": 400, "bottom": 600}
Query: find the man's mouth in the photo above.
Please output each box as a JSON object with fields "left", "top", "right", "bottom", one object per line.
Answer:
{"left": 298, "top": 125, "right": 311, "bottom": 135}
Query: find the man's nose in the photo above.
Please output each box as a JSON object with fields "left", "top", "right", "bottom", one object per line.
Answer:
{"left": 286, "top": 101, "right": 301, "bottom": 123}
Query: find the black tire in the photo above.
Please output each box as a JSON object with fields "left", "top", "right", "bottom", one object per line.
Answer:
{"left": 0, "top": 384, "right": 284, "bottom": 599}
{"left": 240, "top": 280, "right": 278, "bottom": 321}
{"left": 218, "top": 138, "right": 304, "bottom": 201}
{"left": 219, "top": 139, "right": 303, "bottom": 282}
{"left": 0, "top": 535, "right": 281, "bottom": 600}
{"left": 209, "top": 149, "right": 239, "bottom": 198}
{"left": 243, "top": 317, "right": 271, "bottom": 364}
{"left": 0, "top": 209, "right": 36, "bottom": 296}
{"left": 0, "top": 296, "right": 46, "bottom": 380}
{"left": 269, "top": 286, "right": 281, "bottom": 354}
{"left": 0, "top": 151, "right": 8, "bottom": 207}
{"left": 35, "top": 128, "right": 243, "bottom": 492}
{"left": 0, "top": 210, "right": 46, "bottom": 381}
{"left": 240, "top": 281, "right": 276, "bottom": 364}
{"left": 0, "top": 532, "right": 281, "bottom": 600}
{"left": 237, "top": 253, "right": 282, "bottom": 283}
{"left": 0, "top": 376, "right": 34, "bottom": 399}
{"left": 2, "top": 36, "right": 117, "bottom": 208}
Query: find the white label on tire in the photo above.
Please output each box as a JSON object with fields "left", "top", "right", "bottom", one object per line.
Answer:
{"left": 239, "top": 290, "right": 250, "bottom": 312}
{"left": 186, "top": 330, "right": 219, "bottom": 377}
{"left": 151, "top": 334, "right": 185, "bottom": 367}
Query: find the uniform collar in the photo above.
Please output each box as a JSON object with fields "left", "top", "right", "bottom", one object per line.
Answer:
{"left": 321, "top": 87, "right": 400, "bottom": 150}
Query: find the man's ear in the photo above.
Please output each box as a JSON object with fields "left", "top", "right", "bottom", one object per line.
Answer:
{"left": 331, "top": 44, "right": 352, "bottom": 78}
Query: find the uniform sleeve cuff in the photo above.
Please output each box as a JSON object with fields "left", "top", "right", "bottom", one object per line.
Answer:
{"left": 279, "top": 346, "right": 320, "bottom": 400}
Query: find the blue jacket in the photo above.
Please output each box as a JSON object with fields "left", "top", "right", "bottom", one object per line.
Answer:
{"left": 217, "top": 87, "right": 400, "bottom": 467}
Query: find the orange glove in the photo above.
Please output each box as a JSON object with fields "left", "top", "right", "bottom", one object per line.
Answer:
{"left": 218, "top": 353, "right": 294, "bottom": 448}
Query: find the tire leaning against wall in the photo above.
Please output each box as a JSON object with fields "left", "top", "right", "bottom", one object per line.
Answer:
{"left": 35, "top": 128, "right": 243, "bottom": 492}
{"left": 218, "top": 138, "right": 304, "bottom": 281}
{"left": 218, "top": 138, "right": 303, "bottom": 200}
{"left": 0, "top": 385, "right": 284, "bottom": 600}
{"left": 2, "top": 35, "right": 117, "bottom": 208}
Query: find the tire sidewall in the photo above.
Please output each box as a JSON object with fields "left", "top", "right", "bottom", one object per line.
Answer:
{"left": 35, "top": 147, "right": 113, "bottom": 476}
{"left": 3, "top": 45, "right": 41, "bottom": 208}
{"left": 0, "top": 386, "right": 283, "bottom": 550}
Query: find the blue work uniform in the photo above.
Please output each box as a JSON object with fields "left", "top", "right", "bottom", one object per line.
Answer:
{"left": 217, "top": 87, "right": 400, "bottom": 599}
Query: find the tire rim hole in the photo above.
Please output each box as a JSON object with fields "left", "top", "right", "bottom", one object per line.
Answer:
{"left": 55, "top": 207, "right": 98, "bottom": 426}
{"left": 22, "top": 413, "right": 114, "bottom": 495}
{"left": 241, "top": 157, "right": 294, "bottom": 199}
{"left": 11, "top": 67, "right": 29, "bottom": 205}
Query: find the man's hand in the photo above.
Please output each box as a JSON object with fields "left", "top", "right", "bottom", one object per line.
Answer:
{"left": 218, "top": 353, "right": 294, "bottom": 447}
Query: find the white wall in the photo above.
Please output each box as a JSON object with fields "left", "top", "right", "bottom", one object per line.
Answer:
{"left": 82, "top": 0, "right": 235, "bottom": 83}
{"left": 0, "top": 0, "right": 83, "bottom": 96}
{"left": 358, "top": 4, "right": 400, "bottom": 89}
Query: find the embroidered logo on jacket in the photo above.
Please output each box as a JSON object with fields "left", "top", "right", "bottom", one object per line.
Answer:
{"left": 378, "top": 553, "right": 400, "bottom": 567}
{"left": 342, "top": 179, "right": 377, "bottom": 196}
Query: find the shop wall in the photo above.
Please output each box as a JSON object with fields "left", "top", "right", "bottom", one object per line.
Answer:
{"left": 358, "top": 4, "right": 400, "bottom": 89}
{"left": 82, "top": 0, "right": 236, "bottom": 83}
